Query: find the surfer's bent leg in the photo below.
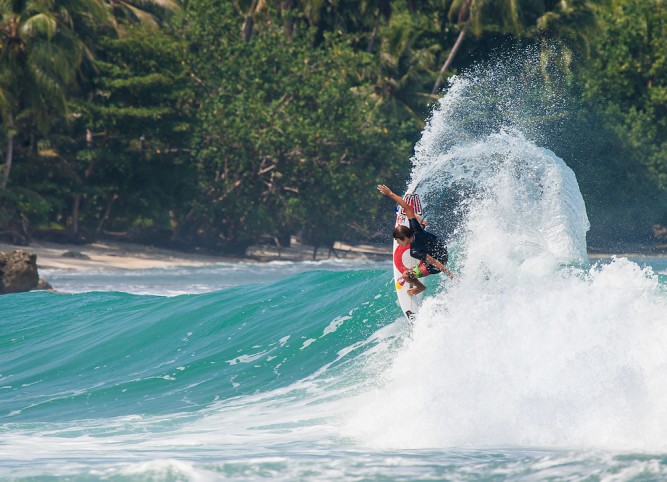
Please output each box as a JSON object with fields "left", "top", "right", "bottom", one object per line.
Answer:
{"left": 407, "top": 278, "right": 426, "bottom": 296}
{"left": 403, "top": 270, "right": 426, "bottom": 296}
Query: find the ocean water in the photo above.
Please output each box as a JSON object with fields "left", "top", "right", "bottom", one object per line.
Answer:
{"left": 4, "top": 54, "right": 667, "bottom": 481}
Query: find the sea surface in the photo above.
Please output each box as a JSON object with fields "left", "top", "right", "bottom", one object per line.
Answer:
{"left": 3, "top": 255, "right": 667, "bottom": 481}
{"left": 4, "top": 52, "right": 667, "bottom": 481}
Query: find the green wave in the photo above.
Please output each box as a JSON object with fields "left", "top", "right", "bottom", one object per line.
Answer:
{"left": 0, "top": 269, "right": 399, "bottom": 422}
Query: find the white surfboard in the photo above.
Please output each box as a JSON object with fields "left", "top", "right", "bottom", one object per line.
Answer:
{"left": 392, "top": 193, "right": 424, "bottom": 322}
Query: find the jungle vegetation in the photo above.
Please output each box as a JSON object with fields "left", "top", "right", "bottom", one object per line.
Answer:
{"left": 1, "top": 0, "right": 665, "bottom": 253}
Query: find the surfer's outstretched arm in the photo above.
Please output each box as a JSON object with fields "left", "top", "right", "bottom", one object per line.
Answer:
{"left": 377, "top": 184, "right": 416, "bottom": 219}
{"left": 377, "top": 184, "right": 427, "bottom": 226}
{"left": 424, "top": 254, "right": 457, "bottom": 281}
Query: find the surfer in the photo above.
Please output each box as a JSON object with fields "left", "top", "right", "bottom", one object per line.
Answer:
{"left": 377, "top": 184, "right": 455, "bottom": 295}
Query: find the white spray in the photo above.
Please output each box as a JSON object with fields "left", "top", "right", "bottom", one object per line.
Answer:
{"left": 348, "top": 57, "right": 667, "bottom": 451}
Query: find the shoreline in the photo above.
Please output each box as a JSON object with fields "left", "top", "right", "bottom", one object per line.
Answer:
{"left": 588, "top": 253, "right": 667, "bottom": 260}
{"left": 1, "top": 240, "right": 666, "bottom": 273}
{"left": 0, "top": 239, "right": 392, "bottom": 271}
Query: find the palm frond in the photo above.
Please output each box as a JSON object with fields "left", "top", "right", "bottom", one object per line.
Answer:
{"left": 124, "top": 3, "right": 159, "bottom": 26}
{"left": 20, "top": 13, "right": 58, "bottom": 40}
{"left": 508, "top": 0, "right": 522, "bottom": 34}
{"left": 447, "top": 0, "right": 467, "bottom": 22}
{"left": 139, "top": 0, "right": 180, "bottom": 11}
{"left": 0, "top": 185, "right": 48, "bottom": 206}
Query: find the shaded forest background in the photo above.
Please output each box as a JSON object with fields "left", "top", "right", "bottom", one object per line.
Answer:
{"left": 1, "top": 0, "right": 666, "bottom": 254}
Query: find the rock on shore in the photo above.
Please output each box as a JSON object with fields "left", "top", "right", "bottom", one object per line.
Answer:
{"left": 0, "top": 250, "right": 39, "bottom": 294}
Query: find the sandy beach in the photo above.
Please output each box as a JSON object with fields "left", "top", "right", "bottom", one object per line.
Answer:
{"left": 2, "top": 238, "right": 663, "bottom": 273}
{"left": 0, "top": 239, "right": 392, "bottom": 271}
{"left": 0, "top": 240, "right": 235, "bottom": 271}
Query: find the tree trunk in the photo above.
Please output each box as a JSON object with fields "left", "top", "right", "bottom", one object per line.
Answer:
{"left": 72, "top": 193, "right": 81, "bottom": 234}
{"left": 281, "top": 0, "right": 294, "bottom": 40}
{"left": 71, "top": 157, "right": 94, "bottom": 234}
{"left": 1, "top": 112, "right": 15, "bottom": 190}
{"left": 241, "top": 0, "right": 260, "bottom": 41}
{"left": 96, "top": 193, "right": 119, "bottom": 234}
{"left": 432, "top": 0, "right": 474, "bottom": 94}
{"left": 431, "top": 19, "right": 470, "bottom": 94}
{"left": 367, "top": 16, "right": 380, "bottom": 52}
{"left": 171, "top": 207, "right": 195, "bottom": 242}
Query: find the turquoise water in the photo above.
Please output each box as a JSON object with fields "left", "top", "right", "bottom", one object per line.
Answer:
{"left": 5, "top": 51, "right": 667, "bottom": 480}
{"left": 3, "top": 259, "right": 667, "bottom": 480}
{"left": 2, "top": 268, "right": 392, "bottom": 424}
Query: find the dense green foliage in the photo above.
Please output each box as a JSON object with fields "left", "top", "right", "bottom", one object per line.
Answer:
{"left": 576, "top": 0, "right": 667, "bottom": 245}
{"left": 587, "top": 0, "right": 667, "bottom": 186}
{"left": 1, "top": 0, "right": 666, "bottom": 251}
{"left": 179, "top": 1, "right": 411, "bottom": 252}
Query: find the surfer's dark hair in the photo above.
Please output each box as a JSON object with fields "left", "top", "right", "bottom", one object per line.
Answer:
{"left": 393, "top": 225, "right": 414, "bottom": 240}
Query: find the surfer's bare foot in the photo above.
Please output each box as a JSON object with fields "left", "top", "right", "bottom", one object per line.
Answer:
{"left": 407, "top": 285, "right": 425, "bottom": 296}
{"left": 407, "top": 280, "right": 426, "bottom": 296}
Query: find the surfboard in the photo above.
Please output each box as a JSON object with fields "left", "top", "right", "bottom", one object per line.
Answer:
{"left": 392, "top": 193, "right": 424, "bottom": 322}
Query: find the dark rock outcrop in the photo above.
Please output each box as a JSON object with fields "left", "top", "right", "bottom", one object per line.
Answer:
{"left": 36, "top": 278, "right": 53, "bottom": 291}
{"left": 0, "top": 250, "right": 39, "bottom": 294}
{"left": 62, "top": 250, "right": 91, "bottom": 260}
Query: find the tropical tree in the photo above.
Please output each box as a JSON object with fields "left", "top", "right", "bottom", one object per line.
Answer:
{"left": 432, "top": 0, "right": 472, "bottom": 94}
{"left": 584, "top": 0, "right": 667, "bottom": 189}
{"left": 104, "top": 0, "right": 180, "bottom": 28}
{"left": 361, "top": 0, "right": 393, "bottom": 51}
{"left": 372, "top": 9, "right": 436, "bottom": 123}
{"left": 536, "top": 0, "right": 609, "bottom": 55}
{"left": 432, "top": 0, "right": 552, "bottom": 93}
{"left": 63, "top": 24, "right": 193, "bottom": 236}
{"left": 0, "top": 0, "right": 109, "bottom": 190}
{"left": 431, "top": 0, "right": 609, "bottom": 93}
{"left": 181, "top": 0, "right": 411, "bottom": 252}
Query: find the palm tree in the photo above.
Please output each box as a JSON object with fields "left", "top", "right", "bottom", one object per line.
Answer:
{"left": 289, "top": 0, "right": 387, "bottom": 46}
{"left": 431, "top": 0, "right": 609, "bottom": 94}
{"left": 372, "top": 11, "right": 435, "bottom": 123}
{"left": 361, "top": 0, "right": 393, "bottom": 52}
{"left": 0, "top": 0, "right": 109, "bottom": 189}
{"left": 433, "top": 0, "right": 532, "bottom": 94}
{"left": 105, "top": 0, "right": 180, "bottom": 28}
{"left": 431, "top": 0, "right": 471, "bottom": 94}
{"left": 536, "top": 0, "right": 610, "bottom": 59}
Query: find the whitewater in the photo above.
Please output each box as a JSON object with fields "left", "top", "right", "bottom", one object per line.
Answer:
{"left": 3, "top": 54, "right": 667, "bottom": 480}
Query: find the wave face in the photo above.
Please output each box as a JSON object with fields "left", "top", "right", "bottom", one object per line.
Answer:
{"left": 4, "top": 51, "right": 667, "bottom": 480}
{"left": 1, "top": 269, "right": 393, "bottom": 423}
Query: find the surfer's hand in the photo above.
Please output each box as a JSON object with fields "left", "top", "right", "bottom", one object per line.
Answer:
{"left": 377, "top": 184, "right": 393, "bottom": 197}
{"left": 442, "top": 267, "right": 458, "bottom": 281}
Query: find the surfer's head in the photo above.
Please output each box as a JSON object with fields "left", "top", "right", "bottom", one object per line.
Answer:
{"left": 393, "top": 225, "right": 414, "bottom": 246}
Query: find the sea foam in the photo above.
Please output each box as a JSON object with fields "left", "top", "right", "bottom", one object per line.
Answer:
{"left": 347, "top": 55, "right": 667, "bottom": 452}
